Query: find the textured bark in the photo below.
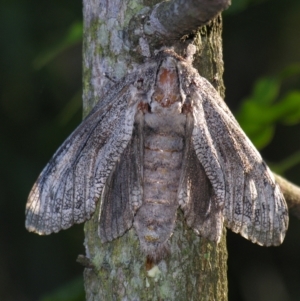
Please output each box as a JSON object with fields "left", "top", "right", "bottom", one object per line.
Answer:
{"left": 274, "top": 174, "right": 300, "bottom": 219}
{"left": 82, "top": 1, "right": 229, "bottom": 300}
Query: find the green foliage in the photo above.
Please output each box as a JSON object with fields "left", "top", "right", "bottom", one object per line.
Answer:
{"left": 32, "top": 21, "right": 84, "bottom": 128}
{"left": 225, "top": 0, "right": 270, "bottom": 14}
{"left": 39, "top": 277, "right": 85, "bottom": 301}
{"left": 56, "top": 91, "right": 82, "bottom": 126}
{"left": 271, "top": 150, "right": 300, "bottom": 174}
{"left": 236, "top": 64, "right": 300, "bottom": 150}
{"left": 33, "top": 21, "right": 83, "bottom": 70}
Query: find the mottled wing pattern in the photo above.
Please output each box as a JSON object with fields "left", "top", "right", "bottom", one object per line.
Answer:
{"left": 26, "top": 76, "right": 141, "bottom": 235}
{"left": 179, "top": 117, "right": 223, "bottom": 242}
{"left": 99, "top": 117, "right": 144, "bottom": 242}
{"left": 188, "top": 71, "right": 288, "bottom": 246}
{"left": 25, "top": 49, "right": 288, "bottom": 255}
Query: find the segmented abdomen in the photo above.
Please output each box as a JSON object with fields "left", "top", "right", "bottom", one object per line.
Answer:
{"left": 134, "top": 126, "right": 184, "bottom": 261}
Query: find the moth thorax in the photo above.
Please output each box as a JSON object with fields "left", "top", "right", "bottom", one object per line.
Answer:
{"left": 152, "top": 58, "right": 181, "bottom": 108}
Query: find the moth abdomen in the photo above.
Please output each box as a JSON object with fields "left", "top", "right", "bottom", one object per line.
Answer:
{"left": 134, "top": 111, "right": 186, "bottom": 260}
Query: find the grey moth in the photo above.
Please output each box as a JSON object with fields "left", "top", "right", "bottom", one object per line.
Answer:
{"left": 26, "top": 49, "right": 288, "bottom": 261}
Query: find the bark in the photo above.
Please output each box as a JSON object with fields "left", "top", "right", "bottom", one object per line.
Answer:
{"left": 81, "top": 0, "right": 300, "bottom": 300}
{"left": 82, "top": 1, "right": 228, "bottom": 300}
{"left": 274, "top": 174, "right": 300, "bottom": 219}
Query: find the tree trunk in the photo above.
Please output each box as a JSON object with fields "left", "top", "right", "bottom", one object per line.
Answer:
{"left": 82, "top": 0, "right": 229, "bottom": 300}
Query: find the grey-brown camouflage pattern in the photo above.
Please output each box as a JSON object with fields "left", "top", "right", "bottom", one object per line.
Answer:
{"left": 26, "top": 50, "right": 288, "bottom": 261}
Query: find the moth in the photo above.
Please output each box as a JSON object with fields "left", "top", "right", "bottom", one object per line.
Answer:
{"left": 26, "top": 49, "right": 288, "bottom": 262}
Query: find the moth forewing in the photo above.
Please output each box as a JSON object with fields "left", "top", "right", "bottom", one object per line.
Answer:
{"left": 194, "top": 74, "right": 288, "bottom": 246}
{"left": 25, "top": 72, "right": 142, "bottom": 236}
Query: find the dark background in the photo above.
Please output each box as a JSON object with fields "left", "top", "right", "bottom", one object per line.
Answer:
{"left": 1, "top": 0, "right": 300, "bottom": 300}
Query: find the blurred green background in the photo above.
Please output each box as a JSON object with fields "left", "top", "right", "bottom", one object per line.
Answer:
{"left": 1, "top": 0, "right": 300, "bottom": 300}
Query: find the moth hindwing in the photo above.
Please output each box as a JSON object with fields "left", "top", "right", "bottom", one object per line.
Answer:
{"left": 26, "top": 50, "right": 288, "bottom": 261}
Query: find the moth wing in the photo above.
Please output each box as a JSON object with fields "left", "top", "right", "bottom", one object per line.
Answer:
{"left": 26, "top": 77, "right": 142, "bottom": 235}
{"left": 179, "top": 117, "right": 223, "bottom": 242}
{"left": 99, "top": 116, "right": 144, "bottom": 242}
{"left": 186, "top": 73, "right": 288, "bottom": 246}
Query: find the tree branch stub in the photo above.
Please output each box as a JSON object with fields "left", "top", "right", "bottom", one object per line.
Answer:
{"left": 145, "top": 0, "right": 231, "bottom": 38}
{"left": 275, "top": 174, "right": 300, "bottom": 219}
{"left": 127, "top": 0, "right": 231, "bottom": 56}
